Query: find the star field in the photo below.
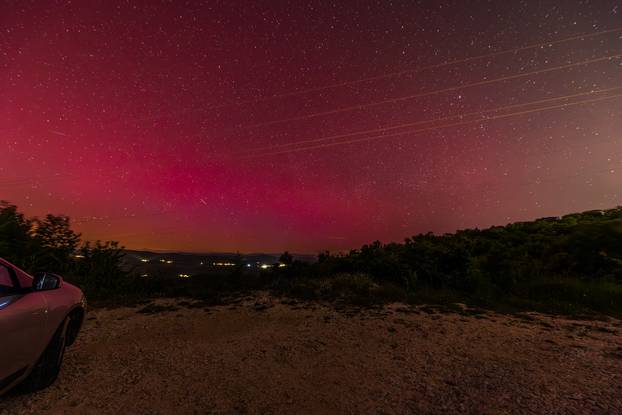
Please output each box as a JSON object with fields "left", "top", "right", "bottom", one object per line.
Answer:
{"left": 1, "top": 0, "right": 622, "bottom": 252}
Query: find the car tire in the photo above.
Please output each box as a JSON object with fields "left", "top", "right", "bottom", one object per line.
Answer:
{"left": 19, "top": 317, "right": 70, "bottom": 393}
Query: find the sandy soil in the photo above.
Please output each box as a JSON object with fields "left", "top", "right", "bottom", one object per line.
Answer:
{"left": 2, "top": 294, "right": 621, "bottom": 414}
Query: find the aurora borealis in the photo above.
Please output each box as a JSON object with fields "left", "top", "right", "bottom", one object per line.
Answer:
{"left": 2, "top": 1, "right": 622, "bottom": 253}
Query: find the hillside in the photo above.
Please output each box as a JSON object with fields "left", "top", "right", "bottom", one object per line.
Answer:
{"left": 122, "top": 250, "right": 316, "bottom": 279}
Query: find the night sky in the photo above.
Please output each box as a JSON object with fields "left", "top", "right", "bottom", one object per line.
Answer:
{"left": 2, "top": 1, "right": 622, "bottom": 253}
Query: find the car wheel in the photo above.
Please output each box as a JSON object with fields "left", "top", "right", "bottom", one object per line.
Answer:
{"left": 20, "top": 317, "right": 70, "bottom": 393}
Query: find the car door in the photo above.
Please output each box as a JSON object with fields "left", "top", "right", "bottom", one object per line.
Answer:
{"left": 0, "top": 262, "right": 48, "bottom": 380}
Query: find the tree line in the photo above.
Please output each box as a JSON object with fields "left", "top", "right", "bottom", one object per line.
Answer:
{"left": 2, "top": 200, "right": 621, "bottom": 315}
{"left": 295, "top": 208, "right": 622, "bottom": 314}
{"left": 0, "top": 201, "right": 128, "bottom": 298}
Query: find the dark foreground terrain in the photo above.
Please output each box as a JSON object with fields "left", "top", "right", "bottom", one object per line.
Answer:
{"left": 2, "top": 294, "right": 621, "bottom": 415}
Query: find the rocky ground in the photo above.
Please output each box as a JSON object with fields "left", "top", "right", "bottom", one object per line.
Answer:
{"left": 2, "top": 294, "right": 622, "bottom": 414}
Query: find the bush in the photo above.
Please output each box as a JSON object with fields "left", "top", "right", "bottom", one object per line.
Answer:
{"left": 299, "top": 207, "right": 622, "bottom": 316}
{"left": 523, "top": 277, "right": 622, "bottom": 315}
{"left": 71, "top": 241, "right": 130, "bottom": 299}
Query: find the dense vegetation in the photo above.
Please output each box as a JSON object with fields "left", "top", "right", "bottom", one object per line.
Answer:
{"left": 0, "top": 201, "right": 130, "bottom": 299}
{"left": 303, "top": 208, "right": 622, "bottom": 315}
{"left": 1, "top": 200, "right": 621, "bottom": 316}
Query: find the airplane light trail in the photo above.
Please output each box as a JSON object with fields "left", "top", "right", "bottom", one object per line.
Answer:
{"left": 182, "top": 25, "right": 622, "bottom": 112}
{"left": 241, "top": 53, "right": 622, "bottom": 129}
{"left": 241, "top": 86, "right": 622, "bottom": 154}
{"left": 245, "top": 92, "right": 622, "bottom": 158}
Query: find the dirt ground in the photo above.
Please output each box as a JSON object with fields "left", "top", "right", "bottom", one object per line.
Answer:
{"left": 2, "top": 294, "right": 621, "bottom": 415}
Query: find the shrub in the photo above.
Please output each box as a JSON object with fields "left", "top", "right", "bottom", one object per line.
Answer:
{"left": 72, "top": 241, "right": 130, "bottom": 299}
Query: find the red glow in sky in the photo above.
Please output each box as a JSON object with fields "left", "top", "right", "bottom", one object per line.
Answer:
{"left": 2, "top": 1, "right": 622, "bottom": 253}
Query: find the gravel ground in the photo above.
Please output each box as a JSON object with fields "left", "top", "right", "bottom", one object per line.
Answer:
{"left": 2, "top": 294, "right": 621, "bottom": 414}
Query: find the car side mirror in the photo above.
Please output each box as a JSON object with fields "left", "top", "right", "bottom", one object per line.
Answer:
{"left": 33, "top": 272, "right": 63, "bottom": 291}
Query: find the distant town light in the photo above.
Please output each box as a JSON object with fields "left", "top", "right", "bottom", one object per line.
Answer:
{"left": 212, "top": 262, "right": 235, "bottom": 266}
{"left": 278, "top": 263, "right": 287, "bottom": 268}
{"left": 140, "top": 258, "right": 149, "bottom": 263}
{"left": 260, "top": 264, "right": 271, "bottom": 269}
{"left": 141, "top": 273, "right": 149, "bottom": 278}
{"left": 74, "top": 254, "right": 85, "bottom": 259}
{"left": 166, "top": 260, "right": 173, "bottom": 264}
{"left": 178, "top": 273, "right": 190, "bottom": 278}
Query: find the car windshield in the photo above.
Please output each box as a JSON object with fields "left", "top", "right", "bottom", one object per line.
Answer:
{"left": 0, "top": 265, "right": 15, "bottom": 297}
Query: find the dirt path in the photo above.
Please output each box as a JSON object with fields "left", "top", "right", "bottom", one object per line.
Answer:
{"left": 2, "top": 295, "right": 621, "bottom": 414}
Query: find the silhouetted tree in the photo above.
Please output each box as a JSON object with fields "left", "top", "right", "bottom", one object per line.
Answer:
{"left": 317, "top": 250, "right": 330, "bottom": 263}
{"left": 279, "top": 251, "right": 293, "bottom": 265}
{"left": 0, "top": 201, "right": 39, "bottom": 270}
{"left": 0, "top": 202, "right": 129, "bottom": 298}
{"left": 74, "top": 240, "right": 128, "bottom": 297}
{"left": 33, "top": 214, "right": 81, "bottom": 272}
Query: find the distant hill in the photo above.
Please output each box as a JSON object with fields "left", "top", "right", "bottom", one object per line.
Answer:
{"left": 122, "top": 250, "right": 316, "bottom": 278}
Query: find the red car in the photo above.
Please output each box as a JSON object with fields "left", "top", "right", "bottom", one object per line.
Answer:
{"left": 0, "top": 258, "right": 86, "bottom": 395}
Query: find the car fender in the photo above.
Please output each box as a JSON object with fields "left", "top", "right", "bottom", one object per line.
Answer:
{"left": 41, "top": 282, "right": 85, "bottom": 343}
